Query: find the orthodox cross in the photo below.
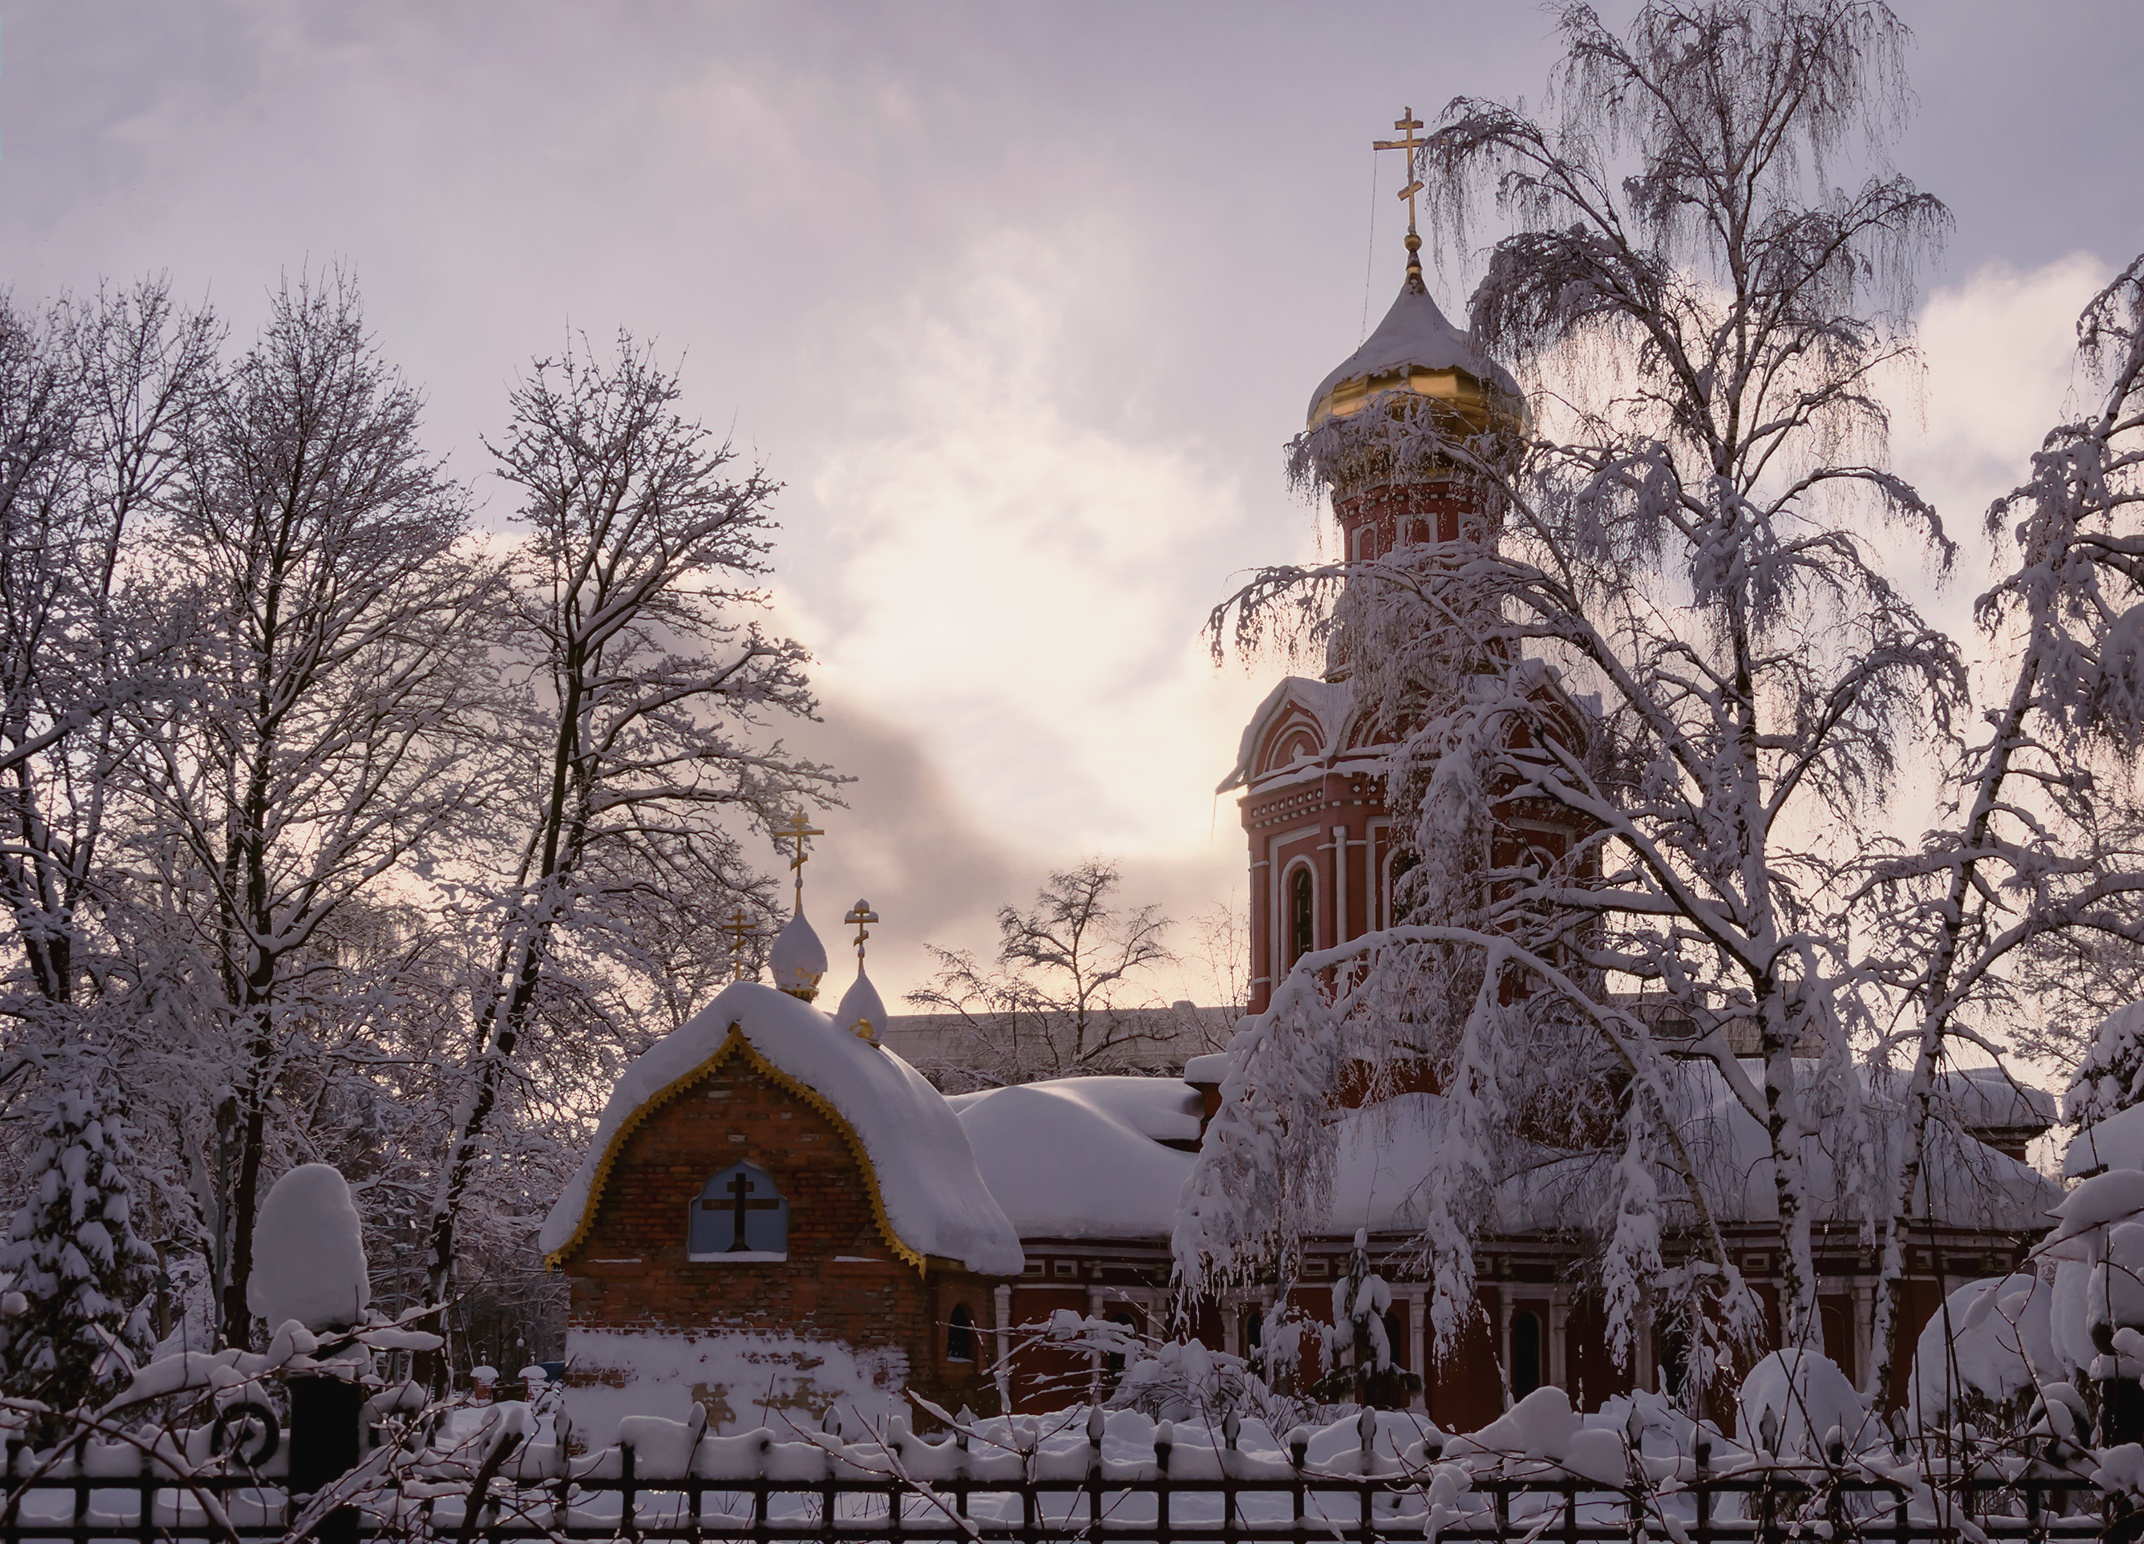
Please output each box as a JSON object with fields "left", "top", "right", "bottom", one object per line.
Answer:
{"left": 843, "top": 899, "right": 878, "bottom": 964}
{"left": 722, "top": 907, "right": 757, "bottom": 981}
{"left": 1373, "top": 106, "right": 1428, "bottom": 237}
{"left": 722, "top": 1168, "right": 782, "bottom": 1252}
{"left": 776, "top": 808, "right": 823, "bottom": 913}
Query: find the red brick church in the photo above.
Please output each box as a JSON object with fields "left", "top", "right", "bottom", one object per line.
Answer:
{"left": 544, "top": 205, "right": 2059, "bottom": 1441}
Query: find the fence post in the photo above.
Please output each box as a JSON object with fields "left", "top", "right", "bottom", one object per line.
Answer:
{"left": 2104, "top": 1371, "right": 2144, "bottom": 1446}
{"left": 1691, "top": 1437, "right": 1710, "bottom": 1544}
{"left": 2099, "top": 1334, "right": 2144, "bottom": 1544}
{"left": 288, "top": 1374, "right": 363, "bottom": 1544}
{"left": 1155, "top": 1421, "right": 1173, "bottom": 1544}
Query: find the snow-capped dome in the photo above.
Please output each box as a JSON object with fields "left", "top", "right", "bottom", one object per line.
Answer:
{"left": 540, "top": 980, "right": 1023, "bottom": 1275}
{"left": 834, "top": 964, "right": 888, "bottom": 1045}
{"left": 1306, "top": 269, "right": 1520, "bottom": 429}
{"left": 768, "top": 909, "right": 827, "bottom": 1001}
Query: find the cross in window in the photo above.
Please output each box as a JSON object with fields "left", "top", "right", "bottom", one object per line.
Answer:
{"left": 724, "top": 1168, "right": 783, "bottom": 1251}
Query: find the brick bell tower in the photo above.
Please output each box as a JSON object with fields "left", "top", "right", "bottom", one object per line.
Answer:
{"left": 1220, "top": 113, "right": 1531, "bottom": 1014}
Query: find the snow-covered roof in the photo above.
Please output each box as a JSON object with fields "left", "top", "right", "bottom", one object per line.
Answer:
{"left": 540, "top": 980, "right": 1023, "bottom": 1276}
{"left": 1926, "top": 1065, "right": 2057, "bottom": 1136}
{"left": 1503, "top": 1060, "right": 2059, "bottom": 1234}
{"left": 950, "top": 1078, "right": 1200, "bottom": 1239}
{"left": 929, "top": 1048, "right": 2059, "bottom": 1253}
{"left": 953, "top": 1078, "right": 1457, "bottom": 1242}
{"left": 1218, "top": 676, "right": 1358, "bottom": 794}
{"left": 2065, "top": 1100, "right": 2144, "bottom": 1179}
{"left": 1306, "top": 278, "right": 1521, "bottom": 427}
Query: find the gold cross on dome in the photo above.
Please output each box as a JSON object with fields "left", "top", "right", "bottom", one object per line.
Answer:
{"left": 776, "top": 808, "right": 824, "bottom": 911}
{"left": 722, "top": 907, "right": 758, "bottom": 981}
{"left": 1373, "top": 106, "right": 1428, "bottom": 235}
{"left": 843, "top": 899, "right": 879, "bottom": 962}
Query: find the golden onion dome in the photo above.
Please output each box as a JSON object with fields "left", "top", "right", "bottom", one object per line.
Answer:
{"left": 1307, "top": 248, "right": 1521, "bottom": 433}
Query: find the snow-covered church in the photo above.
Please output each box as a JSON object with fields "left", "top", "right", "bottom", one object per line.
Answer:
{"left": 540, "top": 220, "right": 2060, "bottom": 1446}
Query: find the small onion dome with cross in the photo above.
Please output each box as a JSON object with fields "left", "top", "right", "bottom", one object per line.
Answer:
{"left": 835, "top": 967, "right": 888, "bottom": 1046}
{"left": 769, "top": 910, "right": 828, "bottom": 1001}
{"left": 769, "top": 807, "right": 830, "bottom": 1001}
{"left": 1305, "top": 277, "right": 1522, "bottom": 434}
{"left": 835, "top": 898, "right": 886, "bottom": 1044}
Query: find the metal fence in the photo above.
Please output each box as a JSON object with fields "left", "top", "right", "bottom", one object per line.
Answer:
{"left": 0, "top": 1427, "right": 2116, "bottom": 1544}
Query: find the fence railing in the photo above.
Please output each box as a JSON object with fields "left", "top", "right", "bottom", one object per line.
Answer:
{"left": 0, "top": 1428, "right": 2116, "bottom": 1544}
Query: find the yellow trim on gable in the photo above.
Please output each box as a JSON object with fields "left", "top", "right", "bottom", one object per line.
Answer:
{"left": 543, "top": 1022, "right": 927, "bottom": 1274}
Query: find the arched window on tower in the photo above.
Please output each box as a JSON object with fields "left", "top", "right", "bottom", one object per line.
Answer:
{"left": 946, "top": 1304, "right": 976, "bottom": 1363}
{"left": 1383, "top": 847, "right": 1419, "bottom": 928}
{"left": 688, "top": 1162, "right": 789, "bottom": 1260}
{"left": 1288, "top": 866, "right": 1316, "bottom": 967}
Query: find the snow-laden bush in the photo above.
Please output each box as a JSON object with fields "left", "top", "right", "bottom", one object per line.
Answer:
{"left": 0, "top": 1080, "right": 156, "bottom": 1416}
{"left": 2072, "top": 1003, "right": 2144, "bottom": 1127}
{"left": 1309, "top": 1229, "right": 1419, "bottom": 1409}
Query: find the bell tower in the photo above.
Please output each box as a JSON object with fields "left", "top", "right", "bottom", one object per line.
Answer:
{"left": 1221, "top": 111, "right": 1526, "bottom": 1013}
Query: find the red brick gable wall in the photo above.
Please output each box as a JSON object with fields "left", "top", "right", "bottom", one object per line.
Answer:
{"left": 557, "top": 1050, "right": 1003, "bottom": 1420}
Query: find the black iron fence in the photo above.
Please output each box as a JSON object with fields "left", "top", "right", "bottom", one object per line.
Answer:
{"left": 0, "top": 1417, "right": 2116, "bottom": 1544}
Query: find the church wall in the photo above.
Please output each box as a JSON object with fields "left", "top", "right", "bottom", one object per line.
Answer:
{"left": 558, "top": 1058, "right": 1001, "bottom": 1435}
{"left": 1243, "top": 772, "right": 1393, "bottom": 1014}
{"left": 1425, "top": 1299, "right": 1504, "bottom": 1433}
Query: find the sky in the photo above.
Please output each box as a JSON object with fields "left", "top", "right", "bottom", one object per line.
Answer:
{"left": 2, "top": 1, "right": 2138, "bottom": 1009}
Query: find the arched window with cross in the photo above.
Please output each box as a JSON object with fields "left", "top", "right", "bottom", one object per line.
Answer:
{"left": 688, "top": 1162, "right": 789, "bottom": 1260}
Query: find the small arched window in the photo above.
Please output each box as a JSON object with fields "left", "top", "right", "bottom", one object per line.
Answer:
{"left": 946, "top": 1303, "right": 976, "bottom": 1363}
{"left": 1510, "top": 1309, "right": 1543, "bottom": 1399}
{"left": 1287, "top": 866, "right": 1315, "bottom": 966}
{"left": 689, "top": 1162, "right": 789, "bottom": 1260}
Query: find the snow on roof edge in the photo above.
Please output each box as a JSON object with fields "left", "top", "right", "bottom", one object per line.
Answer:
{"left": 1218, "top": 676, "right": 1353, "bottom": 793}
{"left": 539, "top": 981, "right": 1023, "bottom": 1276}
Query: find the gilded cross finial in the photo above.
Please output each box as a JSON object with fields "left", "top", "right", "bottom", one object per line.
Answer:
{"left": 722, "top": 906, "right": 758, "bottom": 981}
{"left": 843, "top": 899, "right": 879, "bottom": 963}
{"left": 776, "top": 808, "right": 824, "bottom": 913}
{"left": 1373, "top": 107, "right": 1428, "bottom": 285}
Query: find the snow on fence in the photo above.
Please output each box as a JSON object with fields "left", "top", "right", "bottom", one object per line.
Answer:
{"left": 0, "top": 1398, "right": 2114, "bottom": 1544}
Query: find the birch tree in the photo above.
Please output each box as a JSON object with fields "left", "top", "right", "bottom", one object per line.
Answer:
{"left": 420, "top": 333, "right": 834, "bottom": 1321}
{"left": 1189, "top": 0, "right": 1954, "bottom": 1363}
{"left": 1861, "top": 254, "right": 2144, "bottom": 1393}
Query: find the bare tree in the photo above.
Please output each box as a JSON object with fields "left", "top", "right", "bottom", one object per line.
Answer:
{"left": 419, "top": 331, "right": 836, "bottom": 1325}
{"left": 907, "top": 859, "right": 1176, "bottom": 1083}
{"left": 1188, "top": 895, "right": 1250, "bottom": 1020}
{"left": 0, "top": 280, "right": 217, "bottom": 1010}
{"left": 128, "top": 270, "right": 500, "bottom": 1347}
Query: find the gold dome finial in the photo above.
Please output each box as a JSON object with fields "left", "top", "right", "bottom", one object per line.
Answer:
{"left": 1375, "top": 107, "right": 1428, "bottom": 291}
{"left": 775, "top": 807, "right": 823, "bottom": 914}
{"left": 722, "top": 906, "right": 760, "bottom": 981}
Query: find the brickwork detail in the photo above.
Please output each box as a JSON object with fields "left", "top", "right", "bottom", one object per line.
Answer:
{"left": 559, "top": 1055, "right": 1002, "bottom": 1419}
